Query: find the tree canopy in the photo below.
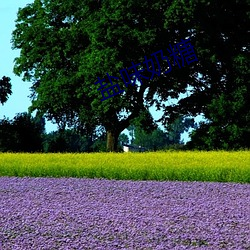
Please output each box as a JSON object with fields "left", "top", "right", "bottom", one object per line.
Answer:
{"left": 164, "top": 0, "right": 250, "bottom": 149}
{"left": 0, "top": 76, "right": 12, "bottom": 105}
{"left": 12, "top": 0, "right": 249, "bottom": 151}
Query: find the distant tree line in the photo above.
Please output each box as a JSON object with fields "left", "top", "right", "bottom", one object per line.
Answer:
{"left": 0, "top": 112, "right": 196, "bottom": 152}
{"left": 0, "top": 110, "right": 249, "bottom": 152}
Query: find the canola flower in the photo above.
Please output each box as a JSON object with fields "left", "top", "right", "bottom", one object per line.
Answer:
{"left": 0, "top": 151, "right": 249, "bottom": 183}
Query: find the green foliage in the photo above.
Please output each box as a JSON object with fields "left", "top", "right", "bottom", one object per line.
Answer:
{"left": 11, "top": 0, "right": 193, "bottom": 151}
{"left": 162, "top": 0, "right": 250, "bottom": 149}
{"left": 131, "top": 116, "right": 194, "bottom": 150}
{"left": 118, "top": 133, "right": 129, "bottom": 145}
{"left": 134, "top": 127, "right": 168, "bottom": 150}
{"left": 43, "top": 129, "right": 90, "bottom": 152}
{"left": 0, "top": 76, "right": 12, "bottom": 105}
{"left": 187, "top": 69, "right": 250, "bottom": 150}
{"left": 11, "top": 0, "right": 249, "bottom": 151}
{"left": 167, "top": 116, "right": 195, "bottom": 144}
{"left": 91, "top": 133, "right": 107, "bottom": 152}
{"left": 0, "top": 117, "right": 12, "bottom": 151}
{"left": 130, "top": 109, "right": 158, "bottom": 134}
{"left": 0, "top": 113, "right": 44, "bottom": 152}
{"left": 187, "top": 120, "right": 250, "bottom": 150}
{"left": 43, "top": 128, "right": 114, "bottom": 152}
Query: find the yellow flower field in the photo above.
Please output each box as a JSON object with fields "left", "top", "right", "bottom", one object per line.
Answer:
{"left": 0, "top": 151, "right": 249, "bottom": 183}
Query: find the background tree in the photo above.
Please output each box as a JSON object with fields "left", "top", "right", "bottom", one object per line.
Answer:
{"left": 43, "top": 126, "right": 109, "bottom": 152}
{"left": 0, "top": 76, "right": 12, "bottom": 105}
{"left": 91, "top": 132, "right": 107, "bottom": 152}
{"left": 134, "top": 127, "right": 167, "bottom": 151}
{"left": 43, "top": 129, "right": 87, "bottom": 152}
{"left": 133, "top": 116, "right": 194, "bottom": 150}
{"left": 0, "top": 117, "right": 13, "bottom": 152}
{"left": 167, "top": 116, "right": 195, "bottom": 145}
{"left": 118, "top": 133, "right": 129, "bottom": 145}
{"left": 186, "top": 56, "right": 250, "bottom": 150}
{"left": 0, "top": 113, "right": 44, "bottom": 152}
{"left": 162, "top": 0, "right": 250, "bottom": 149}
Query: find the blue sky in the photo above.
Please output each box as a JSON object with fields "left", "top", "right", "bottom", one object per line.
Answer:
{"left": 0, "top": 1, "right": 57, "bottom": 133}
{"left": 0, "top": 1, "right": 197, "bottom": 142}
{"left": 0, "top": 1, "right": 33, "bottom": 116}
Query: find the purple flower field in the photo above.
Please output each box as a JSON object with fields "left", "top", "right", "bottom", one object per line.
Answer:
{"left": 0, "top": 177, "right": 249, "bottom": 249}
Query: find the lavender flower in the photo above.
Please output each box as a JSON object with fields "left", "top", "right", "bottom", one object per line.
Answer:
{"left": 0, "top": 177, "right": 249, "bottom": 249}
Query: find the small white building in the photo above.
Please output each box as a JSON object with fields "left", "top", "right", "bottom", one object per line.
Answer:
{"left": 122, "top": 144, "right": 147, "bottom": 152}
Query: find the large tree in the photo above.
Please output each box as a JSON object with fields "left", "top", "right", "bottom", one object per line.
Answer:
{"left": 12, "top": 0, "right": 249, "bottom": 151}
{"left": 0, "top": 76, "right": 12, "bottom": 105}
{"left": 12, "top": 0, "right": 197, "bottom": 151}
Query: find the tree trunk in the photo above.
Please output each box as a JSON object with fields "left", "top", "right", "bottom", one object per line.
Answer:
{"left": 106, "top": 130, "right": 119, "bottom": 152}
